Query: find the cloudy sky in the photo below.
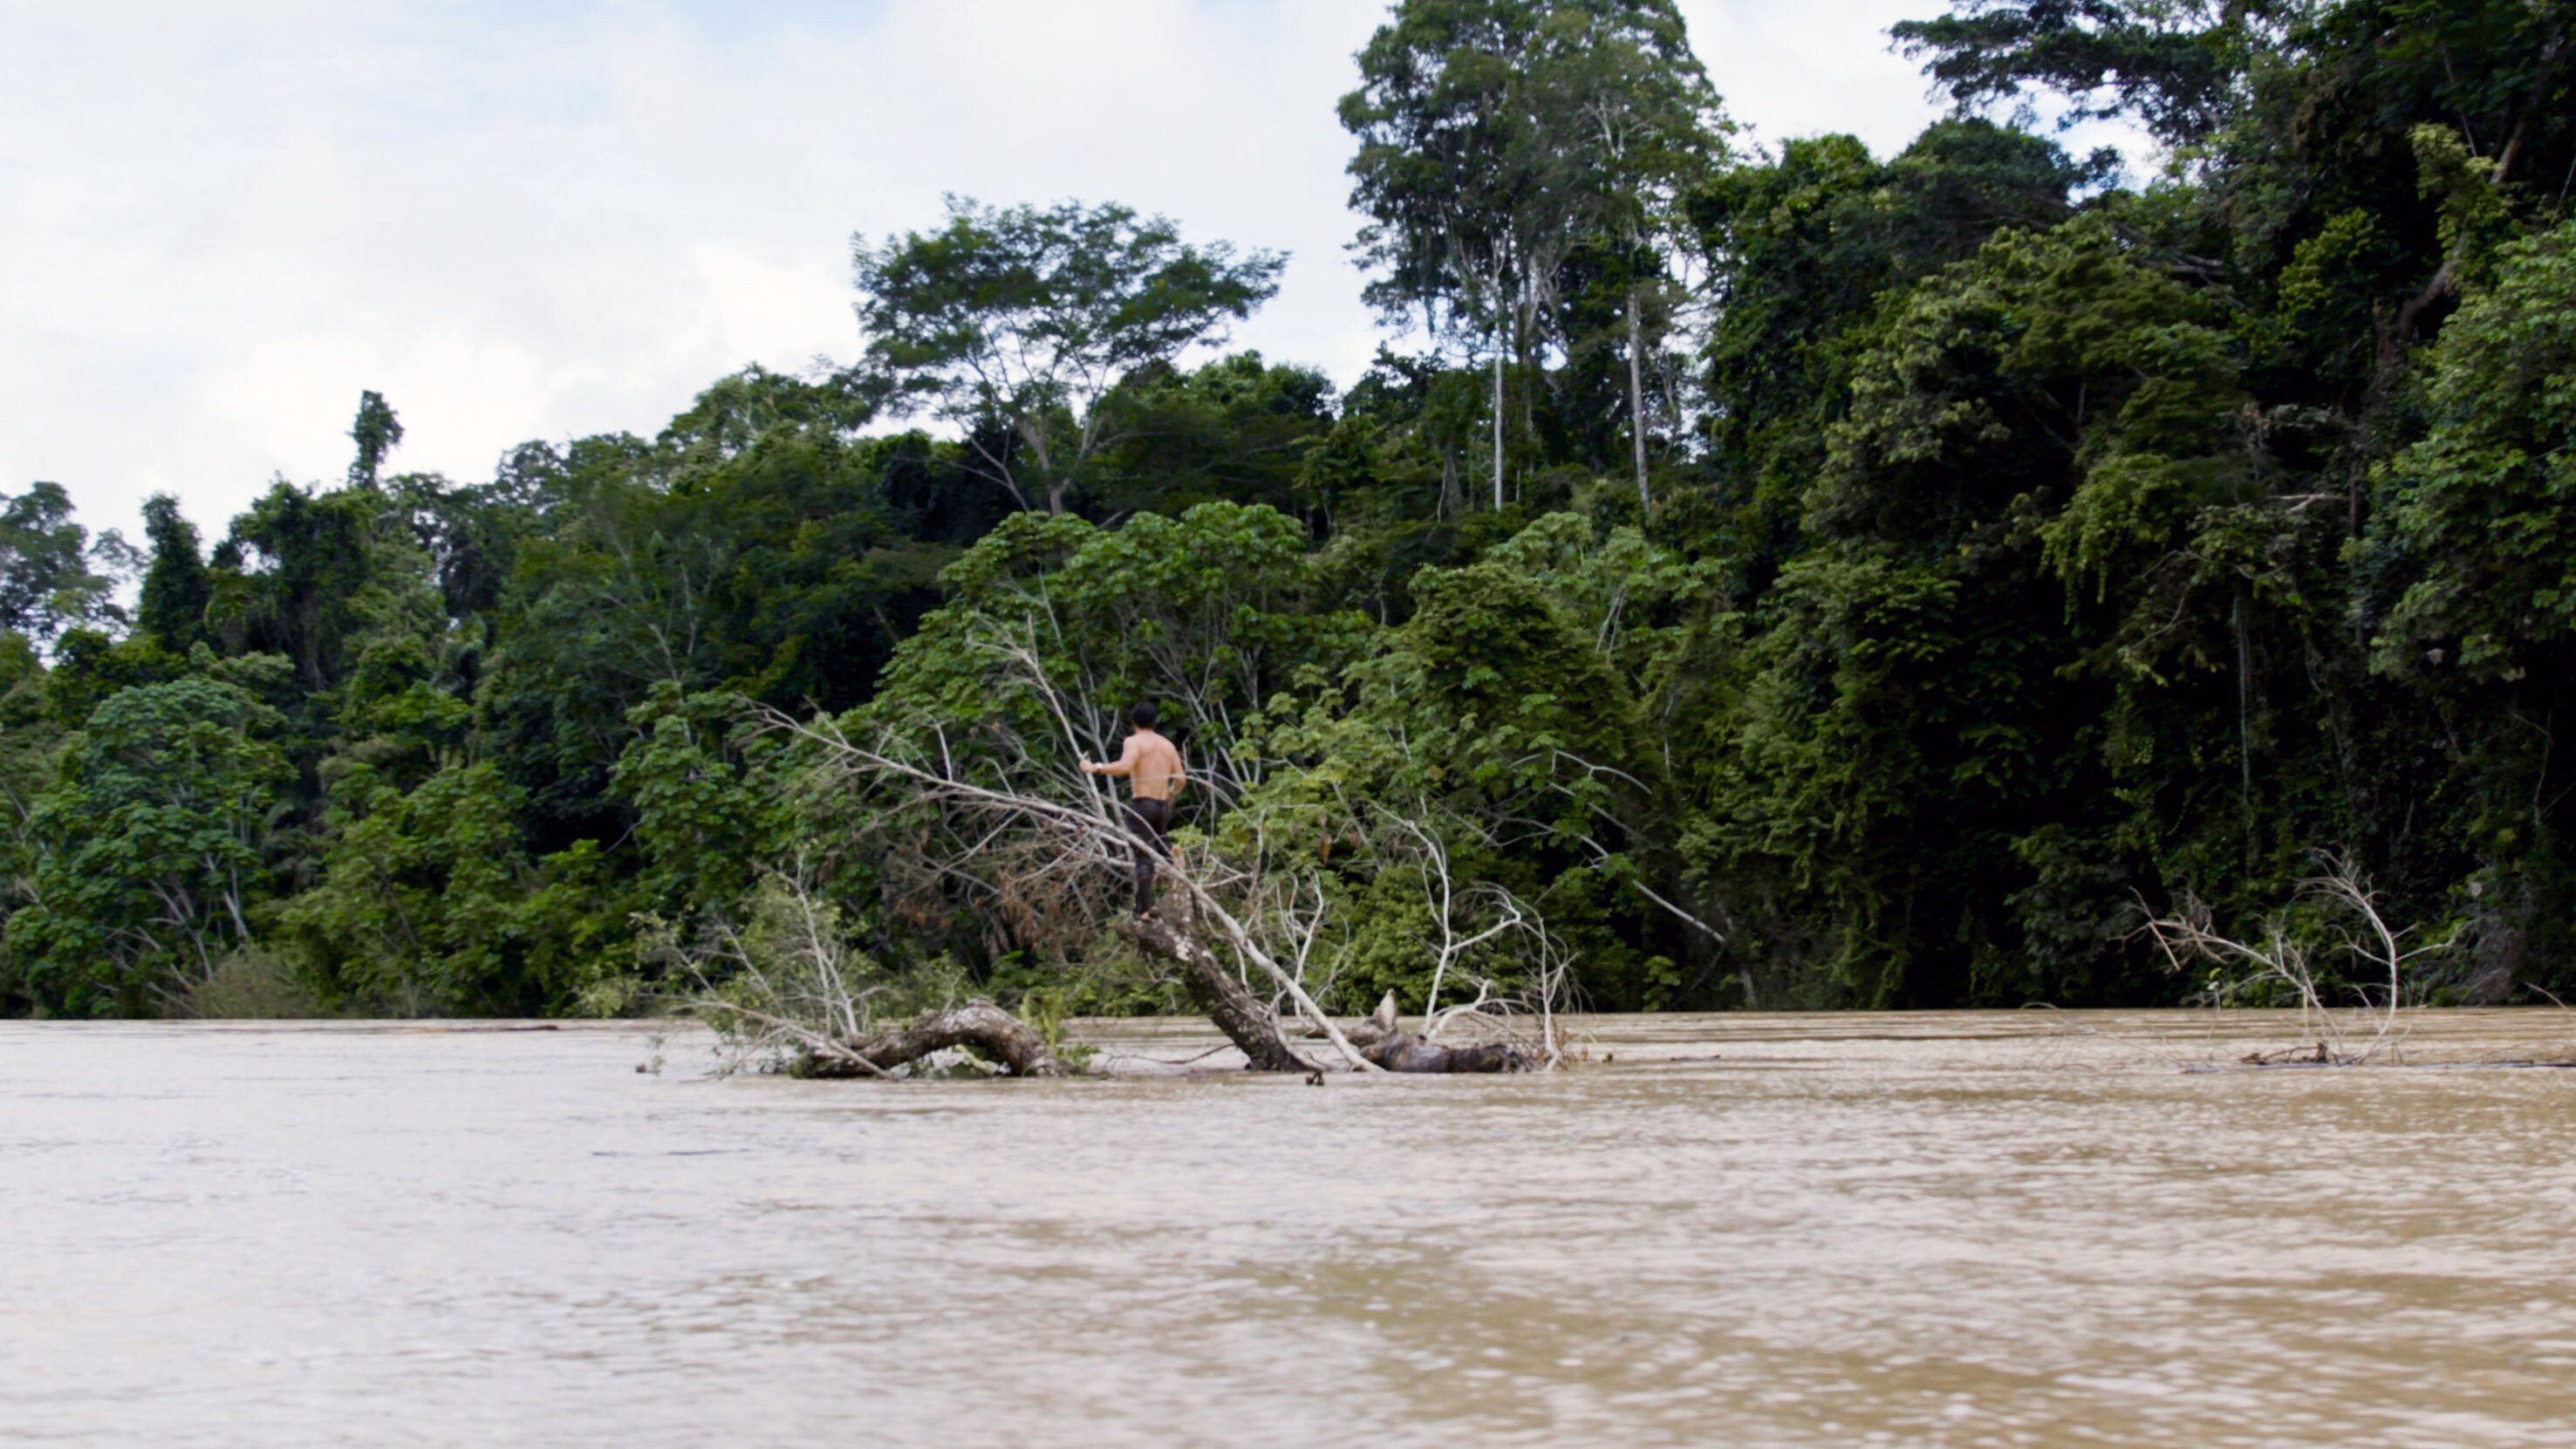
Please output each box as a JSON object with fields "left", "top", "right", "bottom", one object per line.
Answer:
{"left": 5, "top": 0, "right": 2032, "bottom": 541}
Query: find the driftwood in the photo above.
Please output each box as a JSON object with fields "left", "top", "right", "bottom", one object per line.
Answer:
{"left": 798, "top": 1000, "right": 1071, "bottom": 1079}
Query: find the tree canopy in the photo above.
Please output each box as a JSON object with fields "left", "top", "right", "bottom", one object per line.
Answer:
{"left": 852, "top": 197, "right": 1287, "bottom": 516}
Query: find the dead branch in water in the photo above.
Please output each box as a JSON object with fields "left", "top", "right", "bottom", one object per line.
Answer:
{"left": 2136, "top": 857, "right": 2458, "bottom": 1067}
{"left": 655, "top": 869, "right": 1074, "bottom": 1080}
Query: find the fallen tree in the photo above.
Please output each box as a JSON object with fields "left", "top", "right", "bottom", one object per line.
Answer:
{"left": 750, "top": 632, "right": 1571, "bottom": 1076}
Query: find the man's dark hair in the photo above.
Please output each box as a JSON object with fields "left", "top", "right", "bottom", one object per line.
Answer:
{"left": 1130, "top": 701, "right": 1158, "bottom": 730}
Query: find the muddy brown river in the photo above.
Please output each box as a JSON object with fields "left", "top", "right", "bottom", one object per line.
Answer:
{"left": 4, "top": 1010, "right": 2573, "bottom": 1446}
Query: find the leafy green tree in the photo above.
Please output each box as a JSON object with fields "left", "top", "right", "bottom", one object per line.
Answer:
{"left": 2373, "top": 222, "right": 2576, "bottom": 684}
{"left": 0, "top": 634, "right": 58, "bottom": 1013}
{"left": 2363, "top": 222, "right": 2576, "bottom": 964}
{"left": 1086, "top": 352, "right": 1337, "bottom": 520}
{"left": 1528, "top": 1, "right": 1728, "bottom": 505}
{"left": 1249, "top": 534, "right": 1697, "bottom": 1008}
{"left": 479, "top": 401, "right": 938, "bottom": 854}
{"left": 1687, "top": 216, "right": 2268, "bottom": 1007}
{"left": 1688, "top": 121, "right": 2101, "bottom": 576}
{"left": 611, "top": 684, "right": 789, "bottom": 923}
{"left": 0, "top": 482, "right": 127, "bottom": 645}
{"left": 1343, "top": 0, "right": 1567, "bottom": 509}
{"left": 858, "top": 502, "right": 1373, "bottom": 972}
{"left": 1891, "top": 0, "right": 2259, "bottom": 144}
{"left": 6, "top": 679, "right": 290, "bottom": 1016}
{"left": 281, "top": 759, "right": 625, "bottom": 1015}
{"left": 875, "top": 502, "right": 1370, "bottom": 767}
{"left": 852, "top": 197, "right": 1286, "bottom": 516}
{"left": 208, "top": 481, "right": 429, "bottom": 694}
{"left": 1301, "top": 348, "right": 1502, "bottom": 531}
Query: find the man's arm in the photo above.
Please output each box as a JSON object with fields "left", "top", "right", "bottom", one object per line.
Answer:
{"left": 1083, "top": 735, "right": 1140, "bottom": 776}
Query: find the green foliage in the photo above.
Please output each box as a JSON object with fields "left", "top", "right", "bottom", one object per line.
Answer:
{"left": 281, "top": 760, "right": 619, "bottom": 1015}
{"left": 852, "top": 196, "right": 1285, "bottom": 516}
{"left": 2373, "top": 222, "right": 2576, "bottom": 680}
{"left": 1343, "top": 0, "right": 1728, "bottom": 506}
{"left": 137, "top": 494, "right": 213, "bottom": 652}
{"left": 6, "top": 678, "right": 290, "bottom": 1016}
{"left": 13, "top": 0, "right": 2576, "bottom": 1021}
{"left": 1088, "top": 352, "right": 1336, "bottom": 517}
{"left": 611, "top": 685, "right": 788, "bottom": 921}
{"left": 1689, "top": 120, "right": 2101, "bottom": 574}
{"left": 1891, "top": 0, "right": 2252, "bottom": 144}
{"left": 347, "top": 390, "right": 405, "bottom": 489}
{"left": 0, "top": 482, "right": 127, "bottom": 645}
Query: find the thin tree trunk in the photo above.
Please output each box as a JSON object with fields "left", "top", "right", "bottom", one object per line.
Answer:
{"left": 1627, "top": 289, "right": 1650, "bottom": 510}
{"left": 2236, "top": 591, "right": 2256, "bottom": 859}
{"left": 1490, "top": 349, "right": 1505, "bottom": 510}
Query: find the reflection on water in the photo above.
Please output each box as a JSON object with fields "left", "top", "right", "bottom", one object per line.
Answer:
{"left": 4, "top": 1011, "right": 2573, "bottom": 1447}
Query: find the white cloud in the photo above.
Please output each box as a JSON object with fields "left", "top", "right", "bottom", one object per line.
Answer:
{"left": 2, "top": 0, "right": 2055, "bottom": 544}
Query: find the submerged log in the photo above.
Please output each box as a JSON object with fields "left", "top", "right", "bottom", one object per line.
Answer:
{"left": 1309, "top": 993, "right": 1522, "bottom": 1071}
{"left": 1361, "top": 1031, "right": 1526, "bottom": 1074}
{"left": 800, "top": 1000, "right": 1071, "bottom": 1079}
{"left": 1117, "top": 914, "right": 1320, "bottom": 1073}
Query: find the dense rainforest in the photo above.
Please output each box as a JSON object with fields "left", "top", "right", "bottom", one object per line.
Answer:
{"left": 5, "top": 0, "right": 2573, "bottom": 1021}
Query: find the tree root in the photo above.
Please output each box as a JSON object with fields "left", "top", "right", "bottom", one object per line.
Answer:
{"left": 798, "top": 999, "right": 1071, "bottom": 1079}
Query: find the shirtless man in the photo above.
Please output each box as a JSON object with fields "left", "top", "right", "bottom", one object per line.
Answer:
{"left": 1081, "top": 702, "right": 1187, "bottom": 917}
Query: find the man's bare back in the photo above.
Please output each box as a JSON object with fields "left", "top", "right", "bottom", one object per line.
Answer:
{"left": 1085, "top": 728, "right": 1185, "bottom": 801}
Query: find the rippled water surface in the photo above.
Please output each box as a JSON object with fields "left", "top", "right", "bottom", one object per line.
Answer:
{"left": 6, "top": 1010, "right": 2575, "bottom": 1447}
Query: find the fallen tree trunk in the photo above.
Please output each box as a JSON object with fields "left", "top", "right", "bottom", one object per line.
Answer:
{"left": 1118, "top": 915, "right": 1320, "bottom": 1072}
{"left": 799, "top": 1000, "right": 1071, "bottom": 1079}
{"left": 1118, "top": 927, "right": 1528, "bottom": 1075}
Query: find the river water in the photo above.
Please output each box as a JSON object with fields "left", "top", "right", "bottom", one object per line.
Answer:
{"left": 4, "top": 1010, "right": 2573, "bottom": 1447}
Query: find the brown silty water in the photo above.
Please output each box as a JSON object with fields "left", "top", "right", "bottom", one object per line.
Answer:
{"left": 4, "top": 1009, "right": 2573, "bottom": 1446}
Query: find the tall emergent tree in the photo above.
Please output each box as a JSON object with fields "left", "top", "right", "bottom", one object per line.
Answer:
{"left": 348, "top": 390, "right": 405, "bottom": 489}
{"left": 852, "top": 197, "right": 1286, "bottom": 516}
{"left": 1341, "top": 0, "right": 1724, "bottom": 509}
{"left": 1532, "top": 2, "right": 1726, "bottom": 507}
